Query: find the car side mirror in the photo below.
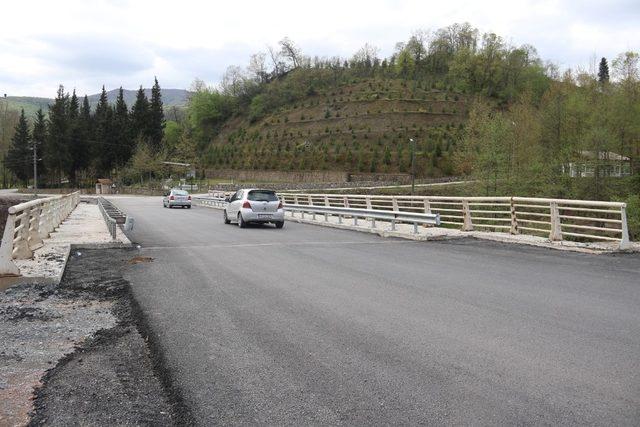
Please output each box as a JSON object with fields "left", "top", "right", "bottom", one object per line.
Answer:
{"left": 224, "top": 197, "right": 230, "bottom": 202}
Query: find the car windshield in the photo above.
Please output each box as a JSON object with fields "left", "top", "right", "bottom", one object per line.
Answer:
{"left": 173, "top": 190, "right": 188, "bottom": 196}
{"left": 247, "top": 190, "right": 278, "bottom": 202}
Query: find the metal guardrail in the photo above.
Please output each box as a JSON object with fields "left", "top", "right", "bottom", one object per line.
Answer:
{"left": 193, "top": 196, "right": 227, "bottom": 208}
{"left": 97, "top": 198, "right": 118, "bottom": 240}
{"left": 279, "top": 193, "right": 632, "bottom": 249}
{"left": 286, "top": 204, "right": 440, "bottom": 233}
{"left": 0, "top": 191, "right": 80, "bottom": 276}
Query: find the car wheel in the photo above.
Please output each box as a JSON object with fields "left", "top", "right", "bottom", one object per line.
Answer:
{"left": 187, "top": 205, "right": 191, "bottom": 209}
{"left": 223, "top": 210, "right": 231, "bottom": 224}
{"left": 275, "top": 221, "right": 284, "bottom": 229}
{"left": 238, "top": 213, "right": 247, "bottom": 228}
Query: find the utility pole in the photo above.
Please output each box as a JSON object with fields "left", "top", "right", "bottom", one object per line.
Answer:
{"left": 410, "top": 138, "right": 416, "bottom": 195}
{"left": 32, "top": 139, "right": 38, "bottom": 198}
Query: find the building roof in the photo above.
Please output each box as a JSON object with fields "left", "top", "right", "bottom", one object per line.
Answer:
{"left": 96, "top": 178, "right": 113, "bottom": 185}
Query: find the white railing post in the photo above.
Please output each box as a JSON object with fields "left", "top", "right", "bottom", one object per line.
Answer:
{"left": 510, "top": 197, "right": 518, "bottom": 235}
{"left": 324, "top": 195, "right": 330, "bottom": 206}
{"left": 392, "top": 197, "right": 399, "bottom": 211}
{"left": 423, "top": 199, "right": 431, "bottom": 214}
{"left": 0, "top": 212, "right": 20, "bottom": 276}
{"left": 549, "top": 201, "right": 562, "bottom": 241}
{"left": 619, "top": 205, "right": 631, "bottom": 250}
{"left": 462, "top": 200, "right": 473, "bottom": 231}
{"left": 28, "top": 205, "right": 44, "bottom": 251}
{"left": 307, "top": 195, "right": 313, "bottom": 206}
{"left": 365, "top": 196, "right": 372, "bottom": 210}
{"left": 14, "top": 208, "right": 33, "bottom": 259}
{"left": 343, "top": 196, "right": 349, "bottom": 208}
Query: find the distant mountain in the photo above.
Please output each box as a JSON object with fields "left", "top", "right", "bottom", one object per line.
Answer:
{"left": 3, "top": 88, "right": 190, "bottom": 117}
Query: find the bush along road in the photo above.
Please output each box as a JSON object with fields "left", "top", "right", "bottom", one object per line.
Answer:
{"left": 0, "top": 248, "right": 193, "bottom": 426}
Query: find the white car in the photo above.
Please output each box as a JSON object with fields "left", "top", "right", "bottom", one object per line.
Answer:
{"left": 224, "top": 189, "right": 284, "bottom": 228}
{"left": 163, "top": 189, "right": 192, "bottom": 208}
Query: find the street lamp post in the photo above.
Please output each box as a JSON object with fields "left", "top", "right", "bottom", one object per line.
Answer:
{"left": 409, "top": 138, "right": 416, "bottom": 195}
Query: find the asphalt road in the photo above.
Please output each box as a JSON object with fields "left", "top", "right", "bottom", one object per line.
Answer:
{"left": 113, "top": 196, "right": 640, "bottom": 425}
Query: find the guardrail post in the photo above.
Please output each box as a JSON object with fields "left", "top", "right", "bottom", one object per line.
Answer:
{"left": 462, "top": 200, "right": 473, "bottom": 231}
{"left": 365, "top": 197, "right": 372, "bottom": 210}
{"left": 294, "top": 195, "right": 299, "bottom": 205}
{"left": 619, "top": 205, "right": 631, "bottom": 250}
{"left": 510, "top": 197, "right": 518, "bottom": 235}
{"left": 392, "top": 197, "right": 399, "bottom": 211}
{"left": 549, "top": 201, "right": 562, "bottom": 241}
{"left": 413, "top": 222, "right": 418, "bottom": 234}
{"left": 391, "top": 219, "right": 396, "bottom": 231}
{"left": 370, "top": 217, "right": 376, "bottom": 229}
{"left": 324, "top": 195, "right": 330, "bottom": 206}
{"left": 343, "top": 196, "right": 349, "bottom": 208}
{"left": 0, "top": 213, "right": 20, "bottom": 276}
{"left": 353, "top": 215, "right": 358, "bottom": 226}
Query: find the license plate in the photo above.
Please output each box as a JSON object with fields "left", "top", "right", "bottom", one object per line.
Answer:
{"left": 258, "top": 214, "right": 272, "bottom": 218}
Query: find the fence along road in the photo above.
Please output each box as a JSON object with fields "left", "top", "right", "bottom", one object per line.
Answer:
{"left": 277, "top": 193, "right": 631, "bottom": 249}
{"left": 0, "top": 192, "right": 80, "bottom": 276}
{"left": 114, "top": 195, "right": 640, "bottom": 425}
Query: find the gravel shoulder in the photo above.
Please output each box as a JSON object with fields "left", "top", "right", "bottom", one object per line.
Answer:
{"left": 0, "top": 248, "right": 192, "bottom": 426}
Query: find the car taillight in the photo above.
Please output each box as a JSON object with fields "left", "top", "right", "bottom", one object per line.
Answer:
{"left": 169, "top": 195, "right": 175, "bottom": 200}
{"left": 242, "top": 201, "right": 252, "bottom": 209}
{"left": 188, "top": 195, "right": 191, "bottom": 201}
{"left": 277, "top": 201, "right": 283, "bottom": 209}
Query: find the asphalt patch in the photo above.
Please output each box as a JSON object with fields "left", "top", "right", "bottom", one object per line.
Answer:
{"left": 128, "top": 256, "right": 154, "bottom": 265}
{"left": 28, "top": 248, "right": 194, "bottom": 426}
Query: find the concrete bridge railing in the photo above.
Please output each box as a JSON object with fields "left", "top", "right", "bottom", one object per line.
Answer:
{"left": 278, "top": 194, "right": 631, "bottom": 249}
{"left": 0, "top": 192, "right": 80, "bottom": 276}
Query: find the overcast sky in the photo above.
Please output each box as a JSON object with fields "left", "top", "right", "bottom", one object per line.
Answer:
{"left": 1, "top": 0, "right": 638, "bottom": 97}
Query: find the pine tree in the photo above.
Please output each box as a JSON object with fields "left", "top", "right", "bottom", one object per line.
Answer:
{"left": 32, "top": 108, "right": 47, "bottom": 180}
{"left": 93, "top": 86, "right": 115, "bottom": 175}
{"left": 148, "top": 77, "right": 165, "bottom": 151}
{"left": 66, "top": 90, "right": 81, "bottom": 185}
{"left": 131, "top": 86, "right": 149, "bottom": 143}
{"left": 6, "top": 109, "right": 31, "bottom": 185}
{"left": 598, "top": 57, "right": 610, "bottom": 83}
{"left": 45, "top": 85, "right": 71, "bottom": 185}
{"left": 113, "top": 87, "right": 133, "bottom": 167}
{"left": 74, "top": 94, "right": 92, "bottom": 178}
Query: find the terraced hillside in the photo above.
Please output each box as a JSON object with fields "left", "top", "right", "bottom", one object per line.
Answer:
{"left": 208, "top": 78, "right": 469, "bottom": 177}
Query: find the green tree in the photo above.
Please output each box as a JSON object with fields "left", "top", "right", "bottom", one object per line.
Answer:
{"left": 45, "top": 86, "right": 71, "bottom": 185}
{"left": 6, "top": 109, "right": 31, "bottom": 185}
{"left": 93, "top": 86, "right": 114, "bottom": 175}
{"left": 32, "top": 108, "right": 47, "bottom": 181}
{"left": 131, "top": 86, "right": 149, "bottom": 143}
{"left": 598, "top": 57, "right": 610, "bottom": 83}
{"left": 148, "top": 77, "right": 165, "bottom": 151}
{"left": 113, "top": 87, "right": 133, "bottom": 167}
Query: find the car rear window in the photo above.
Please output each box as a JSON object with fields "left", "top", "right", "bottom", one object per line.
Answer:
{"left": 173, "top": 190, "right": 188, "bottom": 196}
{"left": 247, "top": 190, "right": 278, "bottom": 202}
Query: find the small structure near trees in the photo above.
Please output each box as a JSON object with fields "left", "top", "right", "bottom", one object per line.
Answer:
{"left": 95, "top": 178, "right": 113, "bottom": 194}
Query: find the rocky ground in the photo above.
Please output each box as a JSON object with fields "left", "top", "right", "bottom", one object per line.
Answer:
{"left": 0, "top": 248, "right": 191, "bottom": 426}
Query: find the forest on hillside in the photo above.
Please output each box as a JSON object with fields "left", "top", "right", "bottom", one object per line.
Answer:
{"left": 0, "top": 23, "right": 638, "bottom": 216}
